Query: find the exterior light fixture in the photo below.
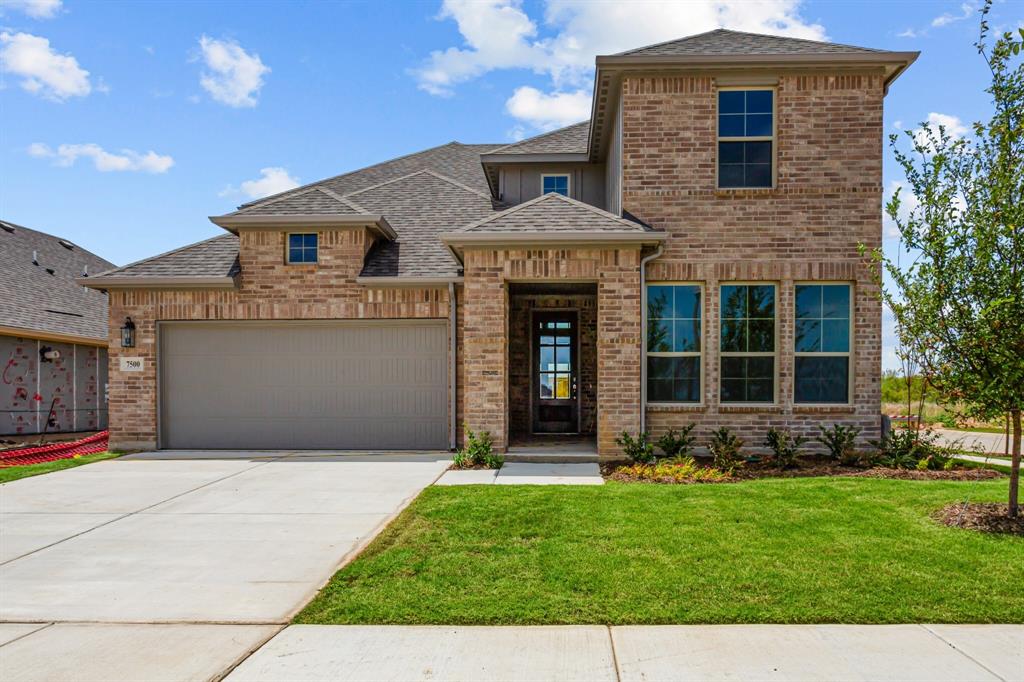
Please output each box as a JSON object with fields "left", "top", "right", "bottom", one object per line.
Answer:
{"left": 121, "top": 317, "right": 136, "bottom": 348}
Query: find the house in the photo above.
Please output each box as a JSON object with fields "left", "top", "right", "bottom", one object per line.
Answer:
{"left": 81, "top": 30, "right": 918, "bottom": 458}
{"left": 1, "top": 220, "right": 115, "bottom": 436}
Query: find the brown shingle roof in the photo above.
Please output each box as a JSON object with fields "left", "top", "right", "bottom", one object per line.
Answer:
{"left": 614, "top": 28, "right": 886, "bottom": 57}
{"left": 234, "top": 187, "right": 363, "bottom": 215}
{"left": 455, "top": 192, "right": 650, "bottom": 234}
{"left": 0, "top": 220, "right": 115, "bottom": 341}
{"left": 89, "top": 234, "right": 240, "bottom": 280}
{"left": 484, "top": 121, "right": 590, "bottom": 156}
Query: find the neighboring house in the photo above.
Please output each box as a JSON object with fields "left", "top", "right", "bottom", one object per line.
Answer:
{"left": 1, "top": 220, "right": 114, "bottom": 436}
{"left": 82, "top": 30, "right": 917, "bottom": 458}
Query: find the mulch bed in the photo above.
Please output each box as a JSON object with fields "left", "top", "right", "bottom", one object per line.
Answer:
{"left": 936, "top": 502, "right": 1024, "bottom": 535}
{"left": 602, "top": 458, "right": 1005, "bottom": 484}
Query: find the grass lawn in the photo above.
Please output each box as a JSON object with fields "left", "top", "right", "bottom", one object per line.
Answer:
{"left": 297, "top": 477, "right": 1024, "bottom": 625}
{"left": 0, "top": 452, "right": 120, "bottom": 484}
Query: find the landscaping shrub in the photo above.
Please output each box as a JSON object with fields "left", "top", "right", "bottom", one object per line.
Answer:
{"left": 764, "top": 427, "right": 807, "bottom": 469}
{"left": 612, "top": 456, "right": 731, "bottom": 483}
{"left": 707, "top": 427, "right": 744, "bottom": 473}
{"left": 816, "top": 424, "right": 863, "bottom": 466}
{"left": 616, "top": 431, "right": 655, "bottom": 463}
{"left": 656, "top": 425, "right": 697, "bottom": 459}
{"left": 873, "top": 428, "right": 953, "bottom": 470}
{"left": 455, "top": 428, "right": 503, "bottom": 469}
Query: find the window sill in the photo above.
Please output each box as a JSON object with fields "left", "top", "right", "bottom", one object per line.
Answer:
{"left": 647, "top": 403, "right": 707, "bottom": 413}
{"left": 714, "top": 187, "right": 777, "bottom": 196}
{"left": 793, "top": 405, "right": 856, "bottom": 414}
{"left": 719, "top": 404, "right": 782, "bottom": 414}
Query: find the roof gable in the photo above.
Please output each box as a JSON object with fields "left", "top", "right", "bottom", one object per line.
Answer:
{"left": 455, "top": 192, "right": 650, "bottom": 234}
{"left": 484, "top": 121, "right": 590, "bottom": 156}
{"left": 614, "top": 28, "right": 886, "bottom": 57}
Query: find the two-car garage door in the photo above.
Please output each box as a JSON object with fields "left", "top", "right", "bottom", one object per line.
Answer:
{"left": 159, "top": 321, "right": 448, "bottom": 450}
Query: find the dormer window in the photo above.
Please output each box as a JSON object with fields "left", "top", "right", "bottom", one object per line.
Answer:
{"left": 541, "top": 174, "right": 570, "bottom": 196}
{"left": 287, "top": 233, "right": 318, "bottom": 264}
{"left": 717, "top": 88, "right": 774, "bottom": 189}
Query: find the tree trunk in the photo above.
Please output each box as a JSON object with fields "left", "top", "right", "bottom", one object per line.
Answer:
{"left": 1010, "top": 409, "right": 1021, "bottom": 519}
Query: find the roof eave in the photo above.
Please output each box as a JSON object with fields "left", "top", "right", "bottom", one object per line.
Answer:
{"left": 209, "top": 214, "right": 398, "bottom": 241}
{"left": 0, "top": 324, "right": 107, "bottom": 347}
{"left": 480, "top": 152, "right": 590, "bottom": 164}
{"left": 78, "top": 275, "right": 240, "bottom": 290}
{"left": 440, "top": 231, "right": 667, "bottom": 248}
{"left": 594, "top": 51, "right": 920, "bottom": 67}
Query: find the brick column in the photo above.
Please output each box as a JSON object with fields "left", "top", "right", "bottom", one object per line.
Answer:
{"left": 462, "top": 249, "right": 509, "bottom": 451}
{"left": 596, "top": 249, "right": 642, "bottom": 458}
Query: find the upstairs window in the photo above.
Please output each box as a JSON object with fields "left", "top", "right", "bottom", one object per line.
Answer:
{"left": 795, "top": 284, "right": 852, "bottom": 404}
{"left": 287, "top": 233, "right": 318, "bottom": 264}
{"left": 718, "top": 89, "right": 774, "bottom": 189}
{"left": 542, "top": 174, "right": 570, "bottom": 196}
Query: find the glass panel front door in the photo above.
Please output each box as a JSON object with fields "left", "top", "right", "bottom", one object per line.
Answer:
{"left": 532, "top": 312, "right": 578, "bottom": 433}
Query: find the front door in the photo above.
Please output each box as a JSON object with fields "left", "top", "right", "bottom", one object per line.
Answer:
{"left": 532, "top": 311, "right": 579, "bottom": 433}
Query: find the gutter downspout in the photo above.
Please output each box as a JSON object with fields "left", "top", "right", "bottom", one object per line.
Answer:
{"left": 639, "top": 245, "right": 664, "bottom": 434}
{"left": 449, "top": 281, "right": 458, "bottom": 451}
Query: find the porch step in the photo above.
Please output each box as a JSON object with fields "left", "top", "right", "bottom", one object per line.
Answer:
{"left": 504, "top": 451, "right": 600, "bottom": 464}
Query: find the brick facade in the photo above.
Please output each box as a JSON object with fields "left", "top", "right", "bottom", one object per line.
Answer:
{"left": 461, "top": 247, "right": 641, "bottom": 455}
{"left": 622, "top": 72, "right": 884, "bottom": 448}
{"left": 106, "top": 228, "right": 455, "bottom": 449}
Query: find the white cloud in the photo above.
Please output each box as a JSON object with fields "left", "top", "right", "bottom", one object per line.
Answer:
{"left": 932, "top": 2, "right": 975, "bottom": 27}
{"left": 197, "top": 35, "right": 269, "bottom": 107}
{"left": 884, "top": 180, "right": 920, "bottom": 239}
{"left": 0, "top": 0, "right": 62, "bottom": 19}
{"left": 0, "top": 31, "right": 90, "bottom": 101}
{"left": 912, "top": 112, "right": 968, "bottom": 148}
{"left": 221, "top": 167, "right": 300, "bottom": 200}
{"left": 29, "top": 142, "right": 174, "bottom": 173}
{"left": 414, "top": 0, "right": 827, "bottom": 130}
{"left": 506, "top": 86, "right": 590, "bottom": 130}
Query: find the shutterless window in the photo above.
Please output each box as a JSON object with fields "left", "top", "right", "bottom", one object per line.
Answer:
{"left": 287, "top": 233, "right": 318, "bottom": 264}
{"left": 718, "top": 89, "right": 774, "bottom": 189}
{"left": 720, "top": 284, "right": 776, "bottom": 403}
{"left": 647, "top": 284, "right": 701, "bottom": 403}
{"left": 542, "top": 174, "right": 570, "bottom": 196}
{"left": 795, "top": 284, "right": 852, "bottom": 404}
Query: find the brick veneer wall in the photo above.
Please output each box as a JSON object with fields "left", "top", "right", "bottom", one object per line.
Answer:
{"left": 462, "top": 246, "right": 641, "bottom": 456}
{"left": 508, "top": 294, "right": 597, "bottom": 438}
{"left": 106, "top": 228, "right": 457, "bottom": 449}
{"left": 621, "top": 71, "right": 884, "bottom": 448}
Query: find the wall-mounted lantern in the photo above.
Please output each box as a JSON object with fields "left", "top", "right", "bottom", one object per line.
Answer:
{"left": 120, "top": 317, "right": 136, "bottom": 348}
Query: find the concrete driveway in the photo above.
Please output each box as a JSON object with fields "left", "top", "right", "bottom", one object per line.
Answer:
{"left": 0, "top": 451, "right": 449, "bottom": 681}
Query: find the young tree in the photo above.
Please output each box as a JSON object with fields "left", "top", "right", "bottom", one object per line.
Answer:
{"left": 867, "top": 2, "right": 1023, "bottom": 516}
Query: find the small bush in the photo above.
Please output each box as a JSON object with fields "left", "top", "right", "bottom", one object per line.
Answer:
{"left": 816, "top": 424, "right": 863, "bottom": 466}
{"left": 764, "top": 427, "right": 807, "bottom": 469}
{"left": 707, "top": 427, "right": 744, "bottom": 473}
{"left": 613, "top": 456, "right": 732, "bottom": 483}
{"left": 617, "top": 431, "right": 655, "bottom": 463}
{"left": 936, "top": 412, "right": 958, "bottom": 429}
{"left": 874, "top": 428, "right": 952, "bottom": 470}
{"left": 656, "top": 425, "right": 697, "bottom": 459}
{"left": 454, "top": 427, "right": 503, "bottom": 469}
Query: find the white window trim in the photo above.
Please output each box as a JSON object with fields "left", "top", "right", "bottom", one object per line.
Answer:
{"left": 793, "top": 281, "right": 855, "bottom": 406}
{"left": 715, "top": 85, "right": 777, "bottom": 190}
{"left": 285, "top": 232, "right": 319, "bottom": 265}
{"left": 719, "top": 282, "right": 779, "bottom": 405}
{"left": 541, "top": 173, "right": 571, "bottom": 198}
{"left": 646, "top": 282, "right": 704, "bottom": 406}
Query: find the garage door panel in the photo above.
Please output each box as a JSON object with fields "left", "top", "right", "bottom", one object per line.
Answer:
{"left": 160, "top": 322, "right": 448, "bottom": 450}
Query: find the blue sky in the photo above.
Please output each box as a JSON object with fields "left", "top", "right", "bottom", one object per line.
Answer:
{"left": 2, "top": 0, "right": 1022, "bottom": 370}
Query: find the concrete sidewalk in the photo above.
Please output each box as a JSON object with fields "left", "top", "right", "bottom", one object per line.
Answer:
{"left": 226, "top": 624, "right": 1024, "bottom": 682}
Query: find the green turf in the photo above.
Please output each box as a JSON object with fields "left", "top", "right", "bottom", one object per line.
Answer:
{"left": 0, "top": 451, "right": 120, "bottom": 484}
{"left": 296, "top": 477, "right": 1024, "bottom": 625}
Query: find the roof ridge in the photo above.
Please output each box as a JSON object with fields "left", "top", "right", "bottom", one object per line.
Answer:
{"left": 611, "top": 28, "right": 725, "bottom": 56}
{"left": 455, "top": 192, "right": 556, "bottom": 232}
{"left": 542, "top": 192, "right": 648, "bottom": 229}
{"left": 485, "top": 121, "right": 590, "bottom": 154}
{"left": 91, "top": 233, "right": 234, "bottom": 279}
{"left": 615, "top": 28, "right": 886, "bottom": 57}
{"left": 237, "top": 140, "right": 472, "bottom": 209}
{"left": 418, "top": 169, "right": 496, "bottom": 200}
{"left": 315, "top": 186, "right": 368, "bottom": 213}
{"left": 342, "top": 167, "right": 494, "bottom": 201}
